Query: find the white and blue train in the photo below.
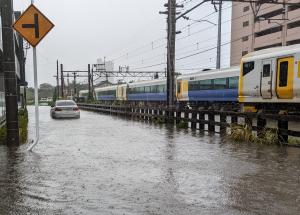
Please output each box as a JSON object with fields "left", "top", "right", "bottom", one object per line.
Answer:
{"left": 83, "top": 67, "right": 239, "bottom": 106}
{"left": 79, "top": 44, "right": 300, "bottom": 112}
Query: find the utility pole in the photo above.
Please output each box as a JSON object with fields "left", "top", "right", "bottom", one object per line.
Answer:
{"left": 88, "top": 64, "right": 92, "bottom": 100}
{"left": 166, "top": 0, "right": 176, "bottom": 108}
{"left": 60, "top": 64, "right": 64, "bottom": 98}
{"left": 216, "top": 1, "right": 222, "bottom": 69}
{"left": 67, "top": 73, "right": 70, "bottom": 96}
{"left": 91, "top": 65, "right": 94, "bottom": 94}
{"left": 2, "top": 0, "right": 20, "bottom": 145}
{"left": 282, "top": 0, "right": 287, "bottom": 46}
{"left": 56, "top": 60, "right": 59, "bottom": 98}
{"left": 72, "top": 72, "right": 77, "bottom": 96}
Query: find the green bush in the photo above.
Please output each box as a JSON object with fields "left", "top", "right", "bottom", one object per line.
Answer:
{"left": 18, "top": 108, "right": 28, "bottom": 144}
{"left": 229, "top": 124, "right": 280, "bottom": 145}
{"left": 0, "top": 125, "right": 7, "bottom": 145}
{"left": 177, "top": 120, "right": 188, "bottom": 129}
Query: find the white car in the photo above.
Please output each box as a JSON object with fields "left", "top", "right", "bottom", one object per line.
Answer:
{"left": 50, "top": 100, "right": 80, "bottom": 119}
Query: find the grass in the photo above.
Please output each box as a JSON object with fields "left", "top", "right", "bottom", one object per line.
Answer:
{"left": 18, "top": 108, "right": 29, "bottom": 144}
{"left": 177, "top": 120, "right": 188, "bottom": 129}
{"left": 0, "top": 125, "right": 7, "bottom": 145}
{"left": 229, "top": 124, "right": 255, "bottom": 143}
{"left": 288, "top": 137, "right": 300, "bottom": 146}
{"left": 0, "top": 108, "right": 29, "bottom": 145}
{"left": 229, "top": 124, "right": 281, "bottom": 145}
{"left": 154, "top": 116, "right": 165, "bottom": 125}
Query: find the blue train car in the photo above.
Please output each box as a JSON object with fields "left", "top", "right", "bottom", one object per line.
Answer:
{"left": 177, "top": 67, "right": 240, "bottom": 103}
{"left": 95, "top": 86, "right": 117, "bottom": 101}
{"left": 127, "top": 79, "right": 167, "bottom": 102}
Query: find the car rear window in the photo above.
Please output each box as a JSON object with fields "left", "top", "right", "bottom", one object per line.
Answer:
{"left": 56, "top": 101, "right": 76, "bottom": 106}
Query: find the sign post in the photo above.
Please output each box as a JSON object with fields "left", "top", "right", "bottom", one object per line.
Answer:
{"left": 13, "top": 2, "right": 54, "bottom": 151}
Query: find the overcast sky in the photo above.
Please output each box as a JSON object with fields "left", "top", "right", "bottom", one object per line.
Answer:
{"left": 13, "top": 0, "right": 231, "bottom": 87}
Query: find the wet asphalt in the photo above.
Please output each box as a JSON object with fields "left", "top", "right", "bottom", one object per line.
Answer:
{"left": 0, "top": 106, "right": 299, "bottom": 215}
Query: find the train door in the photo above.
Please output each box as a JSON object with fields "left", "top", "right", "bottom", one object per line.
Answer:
{"left": 276, "top": 57, "right": 294, "bottom": 99}
{"left": 260, "top": 60, "right": 273, "bottom": 99}
{"left": 176, "top": 80, "right": 182, "bottom": 99}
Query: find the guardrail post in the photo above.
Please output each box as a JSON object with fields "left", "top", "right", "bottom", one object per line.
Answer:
{"left": 191, "top": 111, "right": 197, "bottom": 130}
{"left": 278, "top": 119, "right": 288, "bottom": 143}
{"left": 208, "top": 112, "right": 215, "bottom": 132}
{"left": 231, "top": 115, "right": 238, "bottom": 124}
{"left": 220, "top": 113, "right": 227, "bottom": 134}
{"left": 257, "top": 116, "right": 266, "bottom": 138}
{"left": 199, "top": 112, "right": 204, "bottom": 130}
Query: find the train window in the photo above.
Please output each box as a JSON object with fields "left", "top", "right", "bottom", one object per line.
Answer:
{"left": 243, "top": 61, "right": 254, "bottom": 76}
{"left": 188, "top": 81, "right": 199, "bottom": 91}
{"left": 177, "top": 82, "right": 181, "bottom": 94}
{"left": 158, "top": 85, "right": 165, "bottom": 93}
{"left": 228, "top": 77, "right": 239, "bottom": 89}
{"left": 279, "top": 61, "right": 288, "bottom": 87}
{"left": 263, "top": 64, "right": 271, "bottom": 77}
{"left": 145, "top": 86, "right": 151, "bottom": 93}
{"left": 199, "top": 79, "right": 213, "bottom": 90}
{"left": 214, "top": 78, "right": 227, "bottom": 89}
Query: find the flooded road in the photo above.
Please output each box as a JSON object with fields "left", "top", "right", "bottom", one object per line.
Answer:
{"left": 0, "top": 106, "right": 299, "bottom": 215}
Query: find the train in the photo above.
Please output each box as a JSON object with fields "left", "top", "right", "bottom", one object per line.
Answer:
{"left": 78, "top": 44, "right": 300, "bottom": 113}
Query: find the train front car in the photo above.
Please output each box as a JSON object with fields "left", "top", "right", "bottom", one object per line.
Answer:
{"left": 239, "top": 44, "right": 300, "bottom": 113}
{"left": 77, "top": 90, "right": 89, "bottom": 103}
{"left": 127, "top": 79, "right": 167, "bottom": 105}
{"left": 94, "top": 85, "right": 117, "bottom": 104}
{"left": 177, "top": 67, "right": 240, "bottom": 109}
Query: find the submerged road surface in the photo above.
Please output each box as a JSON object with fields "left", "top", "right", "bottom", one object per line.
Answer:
{"left": 0, "top": 106, "right": 299, "bottom": 214}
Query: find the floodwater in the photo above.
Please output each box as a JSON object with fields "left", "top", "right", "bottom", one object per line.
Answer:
{"left": 0, "top": 106, "right": 299, "bottom": 215}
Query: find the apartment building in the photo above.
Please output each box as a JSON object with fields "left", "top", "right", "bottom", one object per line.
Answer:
{"left": 230, "top": 1, "right": 300, "bottom": 66}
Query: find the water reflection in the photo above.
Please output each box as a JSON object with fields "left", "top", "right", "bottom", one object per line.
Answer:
{"left": 0, "top": 147, "right": 23, "bottom": 214}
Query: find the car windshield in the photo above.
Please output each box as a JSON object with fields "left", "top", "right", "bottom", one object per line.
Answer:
{"left": 56, "top": 101, "right": 76, "bottom": 106}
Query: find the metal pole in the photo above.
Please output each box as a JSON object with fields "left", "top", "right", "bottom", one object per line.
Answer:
{"left": 67, "top": 73, "right": 70, "bottom": 96}
{"left": 2, "top": 0, "right": 20, "bottom": 145}
{"left": 282, "top": 1, "right": 287, "bottom": 46}
{"left": 27, "top": 47, "right": 39, "bottom": 151}
{"left": 73, "top": 72, "right": 77, "bottom": 96}
{"left": 56, "top": 60, "right": 59, "bottom": 98}
{"left": 88, "top": 64, "right": 92, "bottom": 100}
{"left": 60, "top": 64, "right": 64, "bottom": 98}
{"left": 216, "top": 1, "right": 222, "bottom": 69}
{"left": 167, "top": 0, "right": 176, "bottom": 108}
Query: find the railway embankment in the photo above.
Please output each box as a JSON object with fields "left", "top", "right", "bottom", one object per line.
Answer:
{"left": 78, "top": 103, "right": 300, "bottom": 147}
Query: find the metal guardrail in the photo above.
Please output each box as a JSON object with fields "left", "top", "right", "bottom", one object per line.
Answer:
{"left": 78, "top": 103, "right": 300, "bottom": 143}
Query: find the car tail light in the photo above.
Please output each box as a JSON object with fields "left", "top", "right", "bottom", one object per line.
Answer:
{"left": 73, "top": 107, "right": 79, "bottom": 111}
{"left": 55, "top": 107, "right": 62, "bottom": 111}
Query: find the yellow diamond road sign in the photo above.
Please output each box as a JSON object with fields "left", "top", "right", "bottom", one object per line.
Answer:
{"left": 13, "top": 4, "right": 54, "bottom": 47}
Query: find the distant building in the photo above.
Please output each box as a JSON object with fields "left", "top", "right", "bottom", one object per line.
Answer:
{"left": 95, "top": 58, "right": 115, "bottom": 84}
{"left": 231, "top": 2, "right": 300, "bottom": 66}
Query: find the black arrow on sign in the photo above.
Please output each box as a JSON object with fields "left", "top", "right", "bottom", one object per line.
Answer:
{"left": 22, "top": 13, "right": 39, "bottom": 38}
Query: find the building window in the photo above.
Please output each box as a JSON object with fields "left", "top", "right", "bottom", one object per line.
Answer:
{"left": 288, "top": 5, "right": 300, "bottom": 12}
{"left": 255, "top": 26, "right": 282, "bottom": 37}
{"left": 254, "top": 43, "right": 282, "bottom": 51}
{"left": 255, "top": 8, "right": 283, "bottom": 22}
{"left": 242, "top": 51, "right": 248, "bottom": 56}
{"left": 287, "top": 39, "right": 300, "bottom": 46}
{"left": 243, "top": 21, "right": 249, "bottom": 27}
{"left": 242, "top": 36, "right": 249, "bottom": 42}
{"left": 287, "top": 20, "right": 300, "bottom": 29}
{"left": 243, "top": 6, "right": 250, "bottom": 12}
